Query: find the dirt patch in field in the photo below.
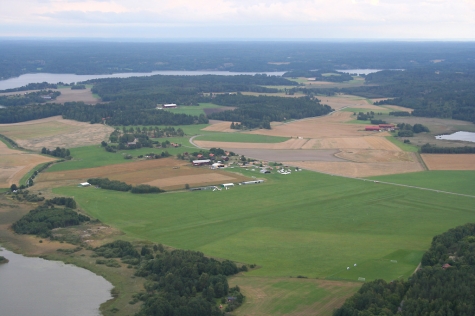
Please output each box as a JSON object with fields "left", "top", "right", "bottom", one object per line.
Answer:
{"left": 0, "top": 116, "right": 114, "bottom": 150}
{"left": 0, "top": 141, "right": 56, "bottom": 188}
{"left": 421, "top": 154, "right": 475, "bottom": 170}
{"left": 36, "top": 158, "right": 250, "bottom": 191}
{"left": 195, "top": 138, "right": 309, "bottom": 150}
{"left": 303, "top": 136, "right": 400, "bottom": 151}
{"left": 286, "top": 160, "right": 424, "bottom": 177}
{"left": 336, "top": 150, "right": 417, "bottom": 163}
{"left": 201, "top": 121, "right": 238, "bottom": 133}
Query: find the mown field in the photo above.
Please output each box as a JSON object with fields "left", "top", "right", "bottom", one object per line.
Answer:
{"left": 54, "top": 169, "right": 475, "bottom": 282}
{"left": 370, "top": 170, "right": 475, "bottom": 196}
{"left": 195, "top": 133, "right": 289, "bottom": 143}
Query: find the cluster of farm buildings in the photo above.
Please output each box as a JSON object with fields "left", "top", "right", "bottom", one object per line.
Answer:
{"left": 365, "top": 124, "right": 396, "bottom": 132}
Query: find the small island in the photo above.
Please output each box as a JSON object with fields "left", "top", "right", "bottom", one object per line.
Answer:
{"left": 0, "top": 255, "right": 9, "bottom": 264}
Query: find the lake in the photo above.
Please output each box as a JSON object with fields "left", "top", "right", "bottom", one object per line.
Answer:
{"left": 0, "top": 70, "right": 286, "bottom": 90}
{"left": 436, "top": 131, "right": 475, "bottom": 143}
{"left": 0, "top": 247, "right": 113, "bottom": 316}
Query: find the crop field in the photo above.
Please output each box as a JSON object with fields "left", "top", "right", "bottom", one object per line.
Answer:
{"left": 370, "top": 170, "right": 475, "bottom": 196}
{"left": 421, "top": 154, "right": 475, "bottom": 170}
{"left": 37, "top": 158, "right": 250, "bottom": 191}
{"left": 228, "top": 276, "right": 361, "bottom": 316}
{"left": 302, "top": 136, "right": 400, "bottom": 151}
{"left": 0, "top": 116, "right": 113, "bottom": 151}
{"left": 54, "top": 170, "right": 475, "bottom": 282}
{"left": 0, "top": 140, "right": 56, "bottom": 188}
{"left": 44, "top": 145, "right": 191, "bottom": 173}
{"left": 194, "top": 138, "right": 308, "bottom": 150}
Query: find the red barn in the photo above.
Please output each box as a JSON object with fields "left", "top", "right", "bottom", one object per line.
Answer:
{"left": 365, "top": 126, "right": 381, "bottom": 131}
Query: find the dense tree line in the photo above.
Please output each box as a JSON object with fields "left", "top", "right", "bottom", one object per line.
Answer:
{"left": 41, "top": 147, "right": 71, "bottom": 159}
{"left": 44, "top": 197, "right": 77, "bottom": 209}
{"left": 0, "top": 90, "right": 60, "bottom": 107}
{"left": 12, "top": 206, "right": 90, "bottom": 238}
{"left": 0, "top": 103, "right": 63, "bottom": 123}
{"left": 87, "top": 178, "right": 132, "bottom": 191}
{"left": 2, "top": 41, "right": 474, "bottom": 80}
{"left": 421, "top": 143, "right": 475, "bottom": 154}
{"left": 131, "top": 184, "right": 164, "bottom": 194}
{"left": 345, "top": 68, "right": 475, "bottom": 123}
{"left": 71, "top": 84, "right": 86, "bottom": 90}
{"left": 208, "top": 94, "right": 332, "bottom": 129}
{"left": 334, "top": 223, "right": 475, "bottom": 316}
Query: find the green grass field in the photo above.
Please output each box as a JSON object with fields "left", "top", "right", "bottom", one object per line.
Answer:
{"left": 54, "top": 169, "right": 475, "bottom": 282}
{"left": 195, "top": 133, "right": 289, "bottom": 143}
{"left": 370, "top": 170, "right": 475, "bottom": 196}
{"left": 384, "top": 136, "right": 419, "bottom": 152}
{"left": 164, "top": 103, "right": 226, "bottom": 116}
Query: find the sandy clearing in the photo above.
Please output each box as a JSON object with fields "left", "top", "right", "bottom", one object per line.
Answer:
{"left": 201, "top": 121, "right": 238, "bottom": 132}
{"left": 0, "top": 116, "right": 114, "bottom": 150}
{"left": 286, "top": 160, "right": 424, "bottom": 177}
{"left": 421, "top": 154, "right": 475, "bottom": 170}
{"left": 0, "top": 141, "right": 56, "bottom": 187}
{"left": 194, "top": 138, "right": 309, "bottom": 150}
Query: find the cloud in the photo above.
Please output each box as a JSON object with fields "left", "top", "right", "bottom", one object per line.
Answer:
{"left": 0, "top": 0, "right": 474, "bottom": 38}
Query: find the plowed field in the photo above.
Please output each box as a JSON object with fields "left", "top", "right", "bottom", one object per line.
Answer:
{"left": 421, "top": 154, "right": 475, "bottom": 170}
{"left": 37, "top": 158, "right": 250, "bottom": 190}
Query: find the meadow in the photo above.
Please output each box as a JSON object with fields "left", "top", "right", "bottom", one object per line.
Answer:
{"left": 54, "top": 169, "right": 475, "bottom": 282}
{"left": 164, "top": 103, "right": 225, "bottom": 116}
{"left": 370, "top": 170, "right": 475, "bottom": 196}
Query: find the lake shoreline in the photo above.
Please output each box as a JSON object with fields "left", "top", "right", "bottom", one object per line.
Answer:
{"left": 0, "top": 192, "right": 144, "bottom": 316}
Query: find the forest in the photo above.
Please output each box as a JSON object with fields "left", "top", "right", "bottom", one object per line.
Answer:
{"left": 343, "top": 68, "right": 475, "bottom": 124}
{"left": 1, "top": 41, "right": 474, "bottom": 80}
{"left": 334, "top": 223, "right": 475, "bottom": 316}
{"left": 208, "top": 94, "right": 332, "bottom": 129}
{"left": 0, "top": 90, "right": 60, "bottom": 106}
{"left": 12, "top": 205, "right": 90, "bottom": 238}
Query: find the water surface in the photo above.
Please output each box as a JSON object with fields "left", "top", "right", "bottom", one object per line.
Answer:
{"left": 0, "top": 247, "right": 113, "bottom": 316}
{"left": 0, "top": 71, "right": 286, "bottom": 90}
{"left": 435, "top": 131, "right": 475, "bottom": 143}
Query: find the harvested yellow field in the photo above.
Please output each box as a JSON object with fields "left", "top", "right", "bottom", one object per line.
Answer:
{"left": 302, "top": 136, "right": 400, "bottom": 151}
{"left": 335, "top": 150, "right": 416, "bottom": 163}
{"left": 202, "top": 121, "right": 238, "bottom": 132}
{"left": 286, "top": 160, "right": 424, "bottom": 177}
{"left": 0, "top": 141, "right": 56, "bottom": 188}
{"left": 194, "top": 138, "right": 309, "bottom": 150}
{"left": 421, "top": 154, "right": 475, "bottom": 170}
{"left": 319, "top": 95, "right": 381, "bottom": 111}
{"left": 0, "top": 116, "right": 113, "bottom": 150}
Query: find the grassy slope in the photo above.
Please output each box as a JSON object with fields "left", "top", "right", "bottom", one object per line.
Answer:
{"left": 54, "top": 170, "right": 475, "bottom": 282}
{"left": 370, "top": 170, "right": 475, "bottom": 196}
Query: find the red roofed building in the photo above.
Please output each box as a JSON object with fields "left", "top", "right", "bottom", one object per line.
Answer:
{"left": 365, "top": 126, "right": 381, "bottom": 131}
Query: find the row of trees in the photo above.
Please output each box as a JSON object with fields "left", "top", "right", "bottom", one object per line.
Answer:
{"left": 421, "top": 143, "right": 475, "bottom": 154}
{"left": 87, "top": 178, "right": 164, "bottom": 194}
{"left": 41, "top": 147, "right": 71, "bottom": 159}
{"left": 334, "top": 223, "right": 475, "bottom": 315}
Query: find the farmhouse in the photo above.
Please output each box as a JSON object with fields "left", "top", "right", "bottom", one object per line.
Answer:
{"left": 163, "top": 103, "right": 177, "bottom": 108}
{"left": 365, "top": 126, "right": 381, "bottom": 131}
{"left": 379, "top": 124, "right": 396, "bottom": 131}
{"left": 192, "top": 159, "right": 211, "bottom": 166}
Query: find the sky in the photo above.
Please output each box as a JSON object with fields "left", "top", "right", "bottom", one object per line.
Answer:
{"left": 0, "top": 0, "right": 474, "bottom": 40}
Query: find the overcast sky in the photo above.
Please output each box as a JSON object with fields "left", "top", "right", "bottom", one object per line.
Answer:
{"left": 1, "top": 0, "right": 474, "bottom": 40}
